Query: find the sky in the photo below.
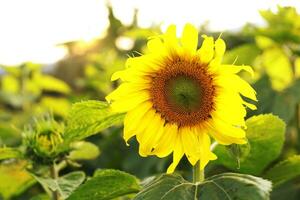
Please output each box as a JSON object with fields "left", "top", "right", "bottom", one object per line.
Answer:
{"left": 0, "top": 0, "right": 299, "bottom": 65}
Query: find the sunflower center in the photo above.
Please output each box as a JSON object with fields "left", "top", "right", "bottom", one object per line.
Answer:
{"left": 150, "top": 57, "right": 216, "bottom": 127}
{"left": 166, "top": 76, "right": 202, "bottom": 113}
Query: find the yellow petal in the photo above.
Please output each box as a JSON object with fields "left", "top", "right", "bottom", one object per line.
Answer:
{"left": 123, "top": 102, "right": 153, "bottom": 142}
{"left": 208, "top": 37, "right": 226, "bottom": 68}
{"left": 110, "top": 91, "right": 150, "bottom": 113}
{"left": 181, "top": 23, "right": 198, "bottom": 53}
{"left": 242, "top": 100, "right": 257, "bottom": 110}
{"left": 164, "top": 24, "right": 178, "bottom": 53}
{"left": 215, "top": 38, "right": 226, "bottom": 58}
{"left": 216, "top": 74, "right": 257, "bottom": 101}
{"left": 197, "top": 35, "right": 214, "bottom": 64}
{"left": 110, "top": 68, "right": 151, "bottom": 83}
{"left": 196, "top": 131, "right": 217, "bottom": 169}
{"left": 138, "top": 113, "right": 165, "bottom": 156}
{"left": 152, "top": 123, "right": 178, "bottom": 157}
{"left": 212, "top": 117, "right": 246, "bottom": 138}
{"left": 147, "top": 37, "right": 165, "bottom": 53}
{"left": 219, "top": 65, "right": 254, "bottom": 77}
{"left": 208, "top": 126, "right": 247, "bottom": 145}
{"left": 213, "top": 90, "right": 247, "bottom": 127}
{"left": 167, "top": 135, "right": 184, "bottom": 174}
{"left": 180, "top": 127, "right": 199, "bottom": 165}
{"left": 106, "top": 82, "right": 150, "bottom": 102}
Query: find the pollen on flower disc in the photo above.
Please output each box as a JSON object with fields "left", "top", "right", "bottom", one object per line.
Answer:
{"left": 150, "top": 57, "right": 216, "bottom": 127}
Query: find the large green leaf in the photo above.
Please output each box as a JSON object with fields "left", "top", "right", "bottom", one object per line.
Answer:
{"left": 67, "top": 169, "right": 140, "bottom": 200}
{"left": 0, "top": 147, "right": 22, "bottom": 160}
{"left": 214, "top": 114, "right": 285, "bottom": 175}
{"left": 64, "top": 101, "right": 125, "bottom": 143}
{"left": 134, "top": 173, "right": 271, "bottom": 200}
{"left": 264, "top": 155, "right": 300, "bottom": 187}
{"left": 33, "top": 171, "right": 85, "bottom": 199}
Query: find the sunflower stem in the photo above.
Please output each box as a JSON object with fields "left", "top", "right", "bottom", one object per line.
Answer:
{"left": 50, "top": 162, "right": 60, "bottom": 200}
{"left": 193, "top": 161, "right": 204, "bottom": 183}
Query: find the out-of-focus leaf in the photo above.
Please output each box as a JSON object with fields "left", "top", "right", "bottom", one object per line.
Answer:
{"left": 33, "top": 171, "right": 85, "bottom": 199}
{"left": 272, "top": 79, "right": 300, "bottom": 122}
{"left": 261, "top": 47, "right": 293, "bottom": 91}
{"left": 134, "top": 173, "right": 271, "bottom": 200}
{"left": 33, "top": 74, "right": 71, "bottom": 94}
{"left": 30, "top": 194, "right": 50, "bottom": 200}
{"left": 295, "top": 57, "right": 300, "bottom": 78}
{"left": 67, "top": 169, "right": 140, "bottom": 200}
{"left": 264, "top": 155, "right": 300, "bottom": 187}
{"left": 0, "top": 161, "right": 35, "bottom": 199}
{"left": 255, "top": 36, "right": 276, "bottom": 49}
{"left": 68, "top": 141, "right": 100, "bottom": 160}
{"left": 0, "top": 147, "right": 22, "bottom": 160}
{"left": 214, "top": 114, "right": 285, "bottom": 175}
{"left": 64, "top": 101, "right": 125, "bottom": 143}
{"left": 38, "top": 97, "right": 71, "bottom": 117}
{"left": 223, "top": 44, "right": 261, "bottom": 65}
{"left": 1, "top": 75, "right": 19, "bottom": 94}
{"left": 250, "top": 75, "right": 276, "bottom": 115}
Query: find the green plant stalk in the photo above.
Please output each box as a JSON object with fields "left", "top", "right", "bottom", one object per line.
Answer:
{"left": 193, "top": 161, "right": 204, "bottom": 183}
{"left": 50, "top": 163, "right": 60, "bottom": 200}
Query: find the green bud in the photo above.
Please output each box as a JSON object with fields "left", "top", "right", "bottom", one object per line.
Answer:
{"left": 23, "top": 115, "right": 64, "bottom": 159}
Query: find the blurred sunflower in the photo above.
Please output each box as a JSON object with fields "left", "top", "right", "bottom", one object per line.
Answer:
{"left": 106, "top": 24, "right": 257, "bottom": 173}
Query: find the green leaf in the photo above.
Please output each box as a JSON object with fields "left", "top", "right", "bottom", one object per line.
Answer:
{"left": 223, "top": 44, "right": 260, "bottom": 65}
{"left": 134, "top": 173, "right": 271, "bottom": 200}
{"left": 57, "top": 171, "right": 86, "bottom": 199}
{"left": 30, "top": 194, "right": 50, "bottom": 200}
{"left": 64, "top": 101, "right": 125, "bottom": 143}
{"left": 67, "top": 169, "right": 140, "bottom": 200}
{"left": 214, "top": 114, "right": 286, "bottom": 175}
{"left": 68, "top": 141, "right": 100, "bottom": 160}
{"left": 0, "top": 161, "right": 35, "bottom": 199}
{"left": 264, "top": 155, "right": 300, "bottom": 187}
{"left": 34, "top": 74, "right": 71, "bottom": 94}
{"left": 33, "top": 171, "right": 85, "bottom": 199}
{"left": 0, "top": 147, "right": 22, "bottom": 160}
{"left": 272, "top": 79, "right": 300, "bottom": 122}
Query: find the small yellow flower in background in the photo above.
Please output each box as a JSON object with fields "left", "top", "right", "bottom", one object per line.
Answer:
{"left": 106, "top": 24, "right": 257, "bottom": 173}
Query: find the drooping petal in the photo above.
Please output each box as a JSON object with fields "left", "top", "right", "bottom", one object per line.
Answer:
{"left": 180, "top": 127, "right": 199, "bottom": 165}
{"left": 167, "top": 135, "right": 184, "bottom": 174}
{"left": 196, "top": 130, "right": 217, "bottom": 169}
{"left": 215, "top": 74, "right": 257, "bottom": 101}
{"left": 219, "top": 64, "right": 254, "bottom": 77}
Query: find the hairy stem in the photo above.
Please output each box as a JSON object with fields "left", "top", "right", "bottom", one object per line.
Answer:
{"left": 50, "top": 163, "right": 60, "bottom": 200}
{"left": 193, "top": 161, "right": 204, "bottom": 183}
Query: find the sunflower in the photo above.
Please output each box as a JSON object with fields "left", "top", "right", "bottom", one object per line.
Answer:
{"left": 106, "top": 24, "right": 257, "bottom": 173}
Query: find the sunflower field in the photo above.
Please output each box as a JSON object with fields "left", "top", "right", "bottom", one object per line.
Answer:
{"left": 1, "top": 4, "right": 300, "bottom": 200}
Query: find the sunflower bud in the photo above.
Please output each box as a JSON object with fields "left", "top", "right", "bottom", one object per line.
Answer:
{"left": 23, "top": 115, "right": 64, "bottom": 159}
